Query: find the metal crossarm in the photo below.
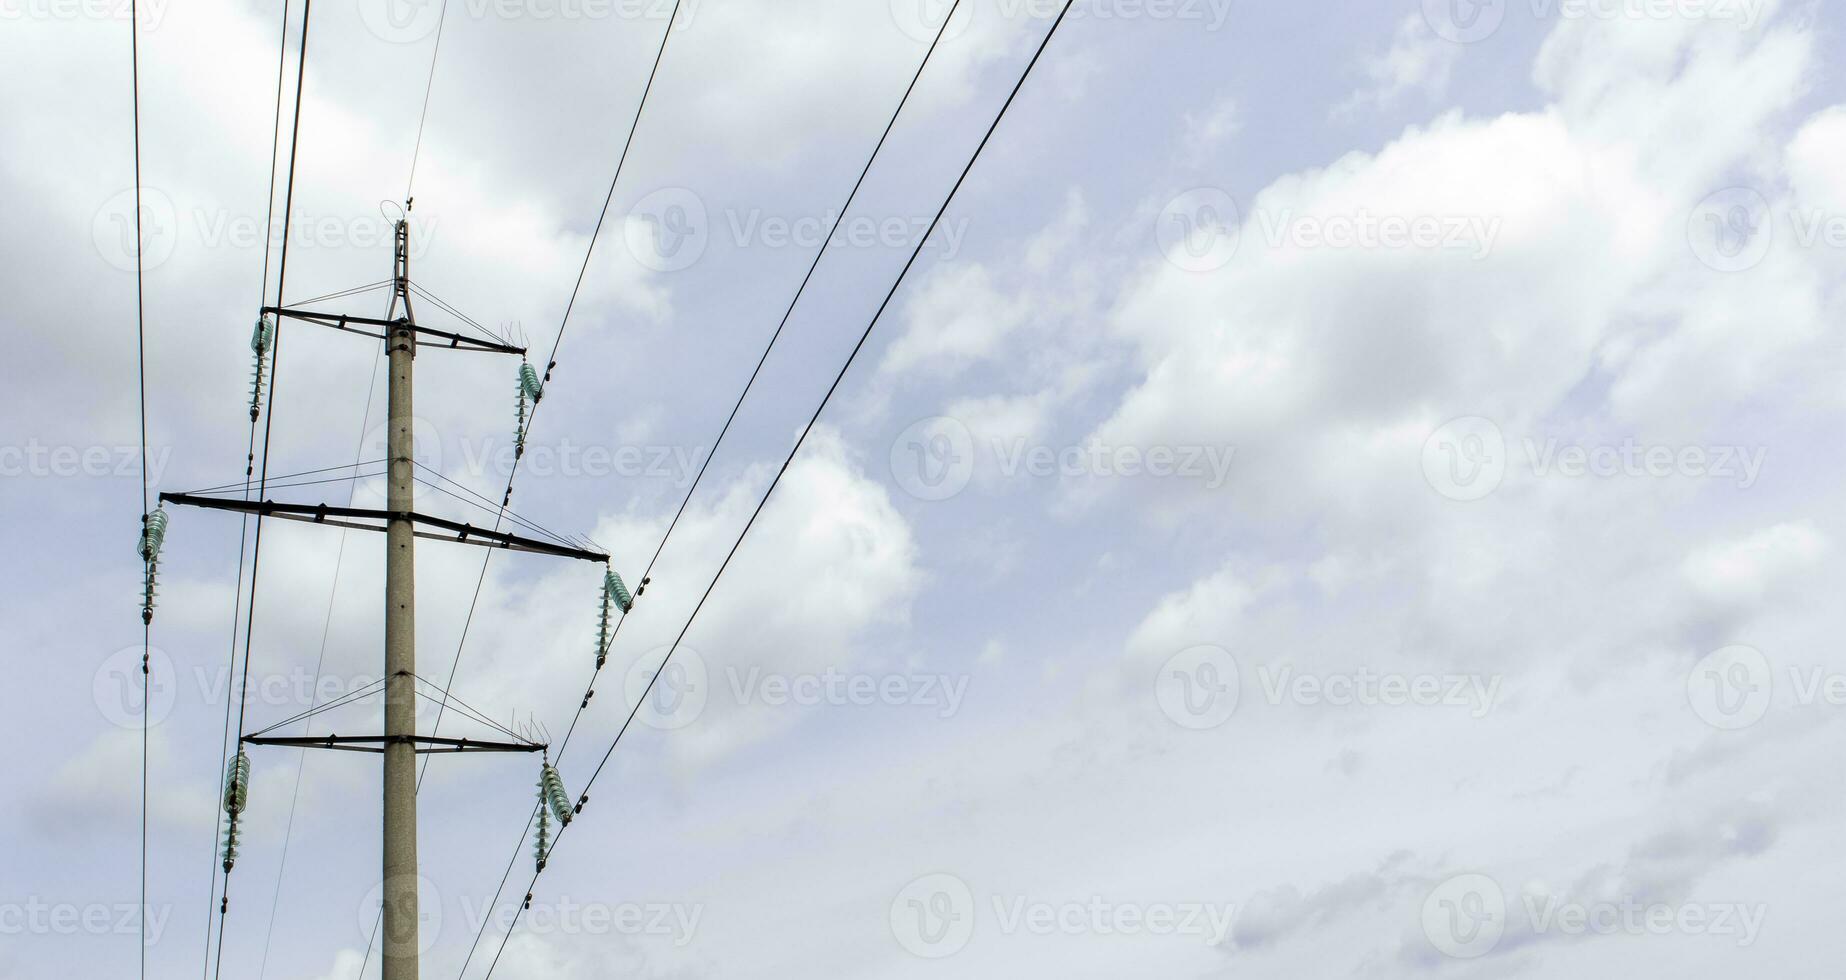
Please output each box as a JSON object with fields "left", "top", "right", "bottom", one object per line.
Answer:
{"left": 158, "top": 492, "right": 610, "bottom": 563}
{"left": 261, "top": 305, "right": 527, "bottom": 356}
{"left": 242, "top": 734, "right": 546, "bottom": 755}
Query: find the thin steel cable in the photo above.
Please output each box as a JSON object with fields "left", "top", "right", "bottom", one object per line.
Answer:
{"left": 288, "top": 279, "right": 393, "bottom": 307}
{"left": 403, "top": 0, "right": 451, "bottom": 205}
{"left": 213, "top": 2, "right": 312, "bottom": 977}
{"left": 455, "top": 6, "right": 969, "bottom": 971}
{"left": 479, "top": 6, "right": 1074, "bottom": 976}
{"left": 244, "top": 679, "right": 388, "bottom": 739}
{"left": 185, "top": 459, "right": 389, "bottom": 495}
{"left": 414, "top": 479, "right": 581, "bottom": 549}
{"left": 129, "top": 0, "right": 149, "bottom": 970}
{"left": 551, "top": 0, "right": 966, "bottom": 764}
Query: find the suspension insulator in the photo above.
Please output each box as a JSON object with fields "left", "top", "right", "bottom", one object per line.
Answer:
{"left": 533, "top": 779, "right": 552, "bottom": 873}
{"left": 249, "top": 315, "right": 276, "bottom": 419}
{"left": 221, "top": 749, "right": 251, "bottom": 873}
{"left": 140, "top": 507, "right": 168, "bottom": 624}
{"left": 514, "top": 361, "right": 543, "bottom": 455}
{"left": 540, "top": 763, "right": 572, "bottom": 827}
{"left": 595, "top": 590, "right": 613, "bottom": 670}
{"left": 604, "top": 568, "right": 633, "bottom": 614}
{"left": 594, "top": 568, "right": 632, "bottom": 669}
{"left": 140, "top": 507, "right": 168, "bottom": 562}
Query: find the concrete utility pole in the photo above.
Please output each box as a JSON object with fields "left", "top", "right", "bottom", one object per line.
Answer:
{"left": 382, "top": 217, "right": 420, "bottom": 980}
{"left": 160, "top": 213, "right": 612, "bottom": 980}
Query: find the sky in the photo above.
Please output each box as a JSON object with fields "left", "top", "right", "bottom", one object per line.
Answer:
{"left": 4, "top": 0, "right": 1846, "bottom": 976}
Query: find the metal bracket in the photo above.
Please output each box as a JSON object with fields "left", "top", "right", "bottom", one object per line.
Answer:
{"left": 159, "top": 492, "right": 609, "bottom": 563}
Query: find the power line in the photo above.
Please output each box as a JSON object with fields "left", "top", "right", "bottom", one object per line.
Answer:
{"left": 128, "top": 0, "right": 149, "bottom": 971}
{"left": 404, "top": 0, "right": 452, "bottom": 206}
{"left": 549, "top": 0, "right": 971, "bottom": 762}
{"left": 212, "top": 2, "right": 313, "bottom": 978}
{"left": 478, "top": 5, "right": 1076, "bottom": 975}
{"left": 455, "top": 5, "right": 975, "bottom": 970}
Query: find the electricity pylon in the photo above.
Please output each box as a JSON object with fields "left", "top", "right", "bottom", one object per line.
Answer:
{"left": 164, "top": 218, "right": 609, "bottom": 979}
